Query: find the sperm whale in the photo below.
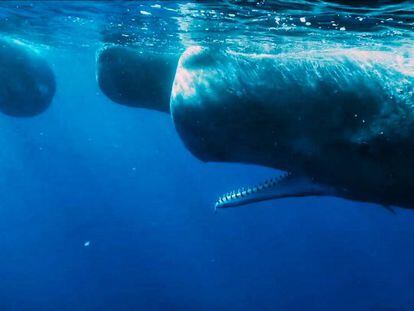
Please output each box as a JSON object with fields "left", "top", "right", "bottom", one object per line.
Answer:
{"left": 170, "top": 46, "right": 414, "bottom": 209}
{"left": 0, "top": 38, "right": 55, "bottom": 117}
{"left": 96, "top": 45, "right": 178, "bottom": 113}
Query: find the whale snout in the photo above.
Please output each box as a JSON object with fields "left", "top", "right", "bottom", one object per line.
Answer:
{"left": 170, "top": 46, "right": 285, "bottom": 167}
{"left": 0, "top": 39, "right": 56, "bottom": 117}
{"left": 96, "top": 45, "right": 178, "bottom": 113}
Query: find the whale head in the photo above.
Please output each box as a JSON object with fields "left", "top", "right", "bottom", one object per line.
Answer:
{"left": 0, "top": 38, "right": 56, "bottom": 117}
{"left": 169, "top": 46, "right": 414, "bottom": 210}
{"left": 170, "top": 46, "right": 291, "bottom": 169}
{"left": 96, "top": 45, "right": 177, "bottom": 113}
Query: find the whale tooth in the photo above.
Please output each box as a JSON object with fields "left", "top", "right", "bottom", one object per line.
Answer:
{"left": 215, "top": 174, "right": 293, "bottom": 208}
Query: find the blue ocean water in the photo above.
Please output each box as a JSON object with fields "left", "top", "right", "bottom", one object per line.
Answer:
{"left": 1, "top": 1, "right": 414, "bottom": 310}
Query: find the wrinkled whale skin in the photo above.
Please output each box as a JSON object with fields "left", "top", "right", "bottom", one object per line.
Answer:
{"left": 171, "top": 46, "right": 414, "bottom": 208}
{"left": 0, "top": 39, "right": 55, "bottom": 117}
{"left": 97, "top": 45, "right": 177, "bottom": 113}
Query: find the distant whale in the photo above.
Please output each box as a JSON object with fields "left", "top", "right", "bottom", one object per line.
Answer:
{"left": 96, "top": 45, "right": 178, "bottom": 113}
{"left": 0, "top": 39, "right": 55, "bottom": 117}
{"left": 169, "top": 46, "right": 414, "bottom": 210}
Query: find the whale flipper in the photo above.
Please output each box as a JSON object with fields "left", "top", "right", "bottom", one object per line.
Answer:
{"left": 215, "top": 173, "right": 337, "bottom": 209}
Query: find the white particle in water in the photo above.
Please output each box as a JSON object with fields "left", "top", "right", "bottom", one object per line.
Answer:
{"left": 84, "top": 241, "right": 90, "bottom": 247}
{"left": 305, "top": 22, "right": 311, "bottom": 26}
{"left": 151, "top": 4, "right": 161, "bottom": 8}
{"left": 140, "top": 10, "right": 151, "bottom": 16}
{"left": 340, "top": 27, "right": 346, "bottom": 31}
{"left": 300, "top": 17, "right": 306, "bottom": 23}
{"left": 228, "top": 13, "right": 236, "bottom": 17}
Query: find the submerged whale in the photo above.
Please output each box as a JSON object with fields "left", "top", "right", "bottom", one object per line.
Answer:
{"left": 96, "top": 45, "right": 177, "bottom": 113}
{"left": 169, "top": 46, "right": 414, "bottom": 210}
{"left": 0, "top": 39, "right": 55, "bottom": 117}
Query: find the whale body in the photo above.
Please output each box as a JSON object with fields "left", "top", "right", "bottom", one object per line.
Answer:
{"left": 96, "top": 45, "right": 178, "bottom": 113}
{"left": 0, "top": 39, "right": 55, "bottom": 117}
{"left": 170, "top": 46, "right": 414, "bottom": 209}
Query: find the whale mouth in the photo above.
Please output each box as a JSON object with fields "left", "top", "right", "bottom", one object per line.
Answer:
{"left": 215, "top": 172, "right": 292, "bottom": 209}
{"left": 214, "top": 172, "right": 334, "bottom": 210}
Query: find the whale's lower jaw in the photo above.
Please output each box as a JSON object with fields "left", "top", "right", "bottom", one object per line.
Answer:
{"left": 215, "top": 173, "right": 338, "bottom": 209}
{"left": 214, "top": 171, "right": 414, "bottom": 212}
